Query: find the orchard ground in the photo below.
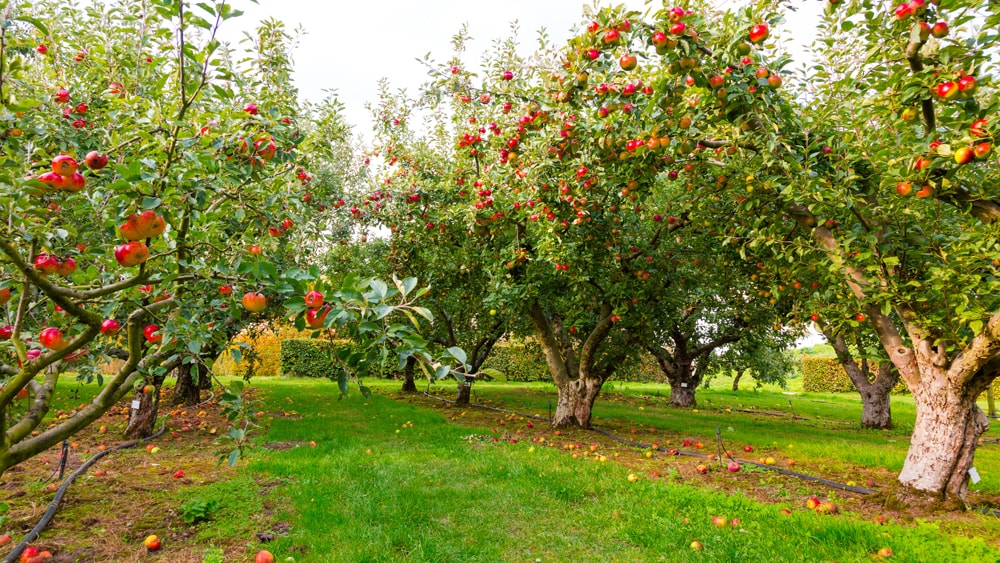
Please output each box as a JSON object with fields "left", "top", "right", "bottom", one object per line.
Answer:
{"left": 1, "top": 375, "right": 999, "bottom": 562}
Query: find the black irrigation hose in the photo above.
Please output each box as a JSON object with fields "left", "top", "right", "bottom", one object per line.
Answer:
{"left": 4, "top": 424, "right": 168, "bottom": 563}
{"left": 420, "top": 390, "right": 877, "bottom": 495}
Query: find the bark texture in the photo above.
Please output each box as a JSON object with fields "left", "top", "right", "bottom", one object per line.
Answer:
{"left": 824, "top": 329, "right": 898, "bottom": 430}
{"left": 125, "top": 386, "right": 160, "bottom": 439}
{"left": 455, "top": 381, "right": 471, "bottom": 406}
{"left": 646, "top": 329, "right": 739, "bottom": 409}
{"left": 731, "top": 369, "right": 744, "bottom": 392}
{"left": 171, "top": 363, "right": 201, "bottom": 406}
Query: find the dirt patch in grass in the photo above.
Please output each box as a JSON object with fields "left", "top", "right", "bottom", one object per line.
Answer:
{"left": 390, "top": 387, "right": 1000, "bottom": 549}
{"left": 0, "top": 385, "right": 285, "bottom": 563}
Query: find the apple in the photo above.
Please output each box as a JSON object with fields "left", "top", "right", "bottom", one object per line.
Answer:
{"left": 39, "top": 327, "right": 66, "bottom": 351}
{"left": 936, "top": 81, "right": 959, "bottom": 100}
{"left": 689, "top": 541, "right": 702, "bottom": 551}
{"left": 305, "top": 306, "right": 330, "bottom": 328}
{"left": 727, "top": 461, "right": 741, "bottom": 472}
{"left": 36, "top": 44, "right": 48, "bottom": 55}
{"left": 0, "top": 533, "right": 10, "bottom": 546}
{"left": 242, "top": 291, "right": 267, "bottom": 313}
{"left": 810, "top": 313, "right": 819, "bottom": 322}
{"left": 248, "top": 245, "right": 263, "bottom": 255}
{"left": 143, "top": 384, "right": 156, "bottom": 394}
{"left": 913, "top": 156, "right": 931, "bottom": 171}
{"left": 114, "top": 241, "right": 150, "bottom": 267}
{"left": 806, "top": 496, "right": 821, "bottom": 509}
{"left": 855, "top": 313, "right": 866, "bottom": 322}
{"left": 669, "top": 22, "right": 686, "bottom": 35}
{"left": 173, "top": 470, "right": 185, "bottom": 478}
{"left": 900, "top": 107, "right": 917, "bottom": 121}
{"left": 55, "top": 257, "right": 77, "bottom": 277}
{"left": 63, "top": 172, "right": 86, "bottom": 192}
{"left": 255, "top": 137, "right": 277, "bottom": 161}
{"left": 143, "top": 324, "right": 162, "bottom": 344}
{"left": 896, "top": 182, "right": 913, "bottom": 196}
{"left": 52, "top": 154, "right": 78, "bottom": 176}
{"left": 144, "top": 534, "right": 161, "bottom": 551}
{"left": 85, "top": 151, "right": 109, "bottom": 170}
{"left": 619, "top": 54, "right": 637, "bottom": 71}
{"left": 135, "top": 210, "right": 166, "bottom": 238}
{"left": 954, "top": 147, "right": 975, "bottom": 165}
{"left": 100, "top": 319, "right": 121, "bottom": 336}
{"left": 767, "top": 74, "right": 783, "bottom": 89}
{"left": 243, "top": 102, "right": 258, "bottom": 115}
{"left": 37, "top": 171, "right": 65, "bottom": 190}
{"left": 256, "top": 550, "right": 275, "bottom": 563}
{"left": 877, "top": 547, "right": 893, "bottom": 558}
{"left": 916, "top": 185, "right": 933, "bottom": 198}
{"left": 304, "top": 290, "right": 324, "bottom": 308}
{"left": 708, "top": 75, "right": 725, "bottom": 89}
{"left": 749, "top": 23, "right": 769, "bottom": 43}
{"left": 957, "top": 75, "right": 977, "bottom": 95}
{"left": 764, "top": 457, "right": 776, "bottom": 465}
{"left": 711, "top": 515, "right": 727, "bottom": 527}
{"left": 695, "top": 464, "right": 708, "bottom": 474}
{"left": 502, "top": 70, "right": 514, "bottom": 80}
{"left": 930, "top": 21, "right": 948, "bottom": 38}
{"left": 0, "top": 325, "right": 13, "bottom": 340}
{"left": 970, "top": 119, "right": 989, "bottom": 137}
{"left": 743, "top": 445, "right": 754, "bottom": 453}
{"left": 731, "top": 519, "right": 741, "bottom": 527}
{"left": 974, "top": 142, "right": 991, "bottom": 159}
{"left": 34, "top": 254, "right": 60, "bottom": 275}
{"left": 627, "top": 473, "right": 638, "bottom": 482}
{"left": 816, "top": 501, "right": 838, "bottom": 514}
{"left": 603, "top": 29, "right": 620, "bottom": 44}
{"left": 0, "top": 287, "right": 11, "bottom": 306}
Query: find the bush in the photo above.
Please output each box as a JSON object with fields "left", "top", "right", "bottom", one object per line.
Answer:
{"left": 480, "top": 337, "right": 663, "bottom": 383}
{"left": 280, "top": 339, "right": 335, "bottom": 378}
{"left": 214, "top": 323, "right": 312, "bottom": 377}
{"left": 801, "top": 355, "right": 908, "bottom": 394}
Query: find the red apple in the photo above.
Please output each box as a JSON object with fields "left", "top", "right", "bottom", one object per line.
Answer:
{"left": 143, "top": 534, "right": 161, "bottom": 551}
{"left": 242, "top": 292, "right": 267, "bottom": 313}
{"left": 255, "top": 137, "right": 277, "bottom": 161}
{"left": 689, "top": 541, "right": 702, "bottom": 551}
{"left": 142, "top": 324, "right": 162, "bottom": 344}
{"left": 219, "top": 284, "right": 233, "bottom": 295}
{"left": 502, "top": 70, "right": 514, "bottom": 80}
{"left": 708, "top": 75, "right": 725, "bottom": 89}
{"left": 64, "top": 172, "right": 86, "bottom": 192}
{"left": 85, "top": 151, "right": 109, "bottom": 170}
{"left": 34, "top": 254, "right": 60, "bottom": 275}
{"left": 0, "top": 325, "right": 10, "bottom": 340}
{"left": 767, "top": 74, "right": 783, "bottom": 89}
{"left": 974, "top": 142, "right": 991, "bottom": 159}
{"left": 54, "top": 87, "right": 70, "bottom": 103}
{"left": 695, "top": 464, "right": 708, "bottom": 474}
{"left": 101, "top": 319, "right": 121, "bottom": 336}
{"left": 711, "top": 516, "right": 727, "bottom": 527}
{"left": 55, "top": 257, "right": 77, "bottom": 277}
{"left": 52, "top": 154, "right": 78, "bottom": 177}
{"left": 135, "top": 210, "right": 166, "bottom": 238}
{"left": 749, "top": 23, "right": 769, "bottom": 43}
{"left": 669, "top": 22, "right": 686, "bottom": 35}
{"left": 38, "top": 171, "right": 66, "bottom": 190}
{"left": 877, "top": 547, "right": 893, "bottom": 558}
{"left": 916, "top": 185, "right": 933, "bottom": 198}
{"left": 930, "top": 21, "right": 949, "bottom": 38}
{"left": 913, "top": 156, "right": 932, "bottom": 171}
{"left": 243, "top": 102, "right": 258, "bottom": 115}
{"left": 115, "top": 241, "right": 150, "bottom": 267}
{"left": 619, "top": 54, "right": 637, "bottom": 71}
{"left": 603, "top": 29, "right": 620, "bottom": 44}
{"left": 727, "top": 461, "right": 741, "bottom": 472}
{"left": 970, "top": 119, "right": 989, "bottom": 138}
{"left": 806, "top": 496, "right": 821, "bottom": 509}
{"left": 896, "top": 182, "right": 913, "bottom": 196}
{"left": 957, "top": 75, "right": 977, "bottom": 95}
{"left": 304, "top": 290, "right": 324, "bottom": 308}
{"left": 936, "top": 81, "right": 959, "bottom": 100}
{"left": 39, "top": 327, "right": 66, "bottom": 351}
{"left": 743, "top": 445, "right": 754, "bottom": 453}
{"left": 248, "top": 245, "right": 263, "bottom": 255}
{"left": 36, "top": 44, "right": 48, "bottom": 54}
{"left": 256, "top": 550, "right": 275, "bottom": 563}
{"left": 305, "top": 306, "right": 330, "bottom": 328}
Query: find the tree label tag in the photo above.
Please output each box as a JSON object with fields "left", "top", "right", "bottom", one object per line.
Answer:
{"left": 131, "top": 400, "right": 141, "bottom": 410}
{"left": 681, "top": 383, "right": 688, "bottom": 388}
{"left": 969, "top": 467, "right": 981, "bottom": 484}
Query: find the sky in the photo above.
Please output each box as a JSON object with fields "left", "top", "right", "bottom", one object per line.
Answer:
{"left": 216, "top": 0, "right": 824, "bottom": 139}
{"left": 216, "top": 0, "right": 827, "bottom": 347}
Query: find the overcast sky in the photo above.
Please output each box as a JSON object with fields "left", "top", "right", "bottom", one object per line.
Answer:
{"left": 217, "top": 0, "right": 823, "bottom": 139}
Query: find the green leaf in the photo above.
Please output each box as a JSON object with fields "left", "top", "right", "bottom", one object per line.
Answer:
{"left": 370, "top": 279, "right": 388, "bottom": 300}
{"left": 435, "top": 365, "right": 451, "bottom": 380}
{"left": 141, "top": 197, "right": 163, "bottom": 210}
{"left": 480, "top": 368, "right": 507, "bottom": 381}
{"left": 412, "top": 307, "right": 434, "bottom": 322}
{"left": 227, "top": 449, "right": 241, "bottom": 467}
{"left": 447, "top": 347, "right": 467, "bottom": 365}
{"left": 337, "top": 370, "right": 350, "bottom": 396}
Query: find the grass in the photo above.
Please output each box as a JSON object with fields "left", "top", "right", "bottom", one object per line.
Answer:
{"left": 239, "top": 377, "right": 999, "bottom": 562}
{"left": 3, "top": 374, "right": 1000, "bottom": 561}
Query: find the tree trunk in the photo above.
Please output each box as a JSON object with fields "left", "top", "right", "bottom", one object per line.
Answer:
{"left": 401, "top": 357, "right": 417, "bottom": 393}
{"left": 170, "top": 363, "right": 201, "bottom": 406}
{"left": 988, "top": 386, "right": 997, "bottom": 418}
{"left": 455, "top": 380, "right": 471, "bottom": 406}
{"left": 669, "top": 383, "right": 697, "bottom": 407}
{"left": 663, "top": 360, "right": 698, "bottom": 408}
{"left": 860, "top": 385, "right": 892, "bottom": 429}
{"left": 552, "top": 377, "right": 603, "bottom": 428}
{"left": 125, "top": 385, "right": 160, "bottom": 439}
{"left": 898, "top": 385, "right": 988, "bottom": 503}
{"left": 732, "top": 369, "right": 744, "bottom": 392}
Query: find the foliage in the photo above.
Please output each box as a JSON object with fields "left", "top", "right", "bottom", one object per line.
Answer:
{"left": 180, "top": 498, "right": 220, "bottom": 525}
{"left": 217, "top": 380, "right": 258, "bottom": 467}
{"left": 802, "top": 356, "right": 907, "bottom": 395}
{"left": 213, "top": 323, "right": 312, "bottom": 377}
{"left": 279, "top": 339, "right": 334, "bottom": 379}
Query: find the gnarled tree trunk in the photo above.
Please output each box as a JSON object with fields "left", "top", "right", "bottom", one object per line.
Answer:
{"left": 171, "top": 363, "right": 201, "bottom": 406}
{"left": 455, "top": 379, "right": 471, "bottom": 406}
{"left": 899, "top": 380, "right": 989, "bottom": 502}
{"left": 125, "top": 385, "right": 160, "bottom": 438}
{"left": 646, "top": 327, "right": 739, "bottom": 410}
{"left": 732, "top": 369, "right": 744, "bottom": 392}
{"left": 527, "top": 301, "right": 618, "bottom": 428}
{"left": 824, "top": 328, "right": 898, "bottom": 430}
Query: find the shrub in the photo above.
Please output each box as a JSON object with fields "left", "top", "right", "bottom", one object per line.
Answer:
{"left": 280, "top": 339, "right": 335, "bottom": 378}
{"left": 480, "top": 337, "right": 663, "bottom": 383}
{"left": 214, "top": 323, "right": 311, "bottom": 377}
{"left": 801, "top": 355, "right": 908, "bottom": 394}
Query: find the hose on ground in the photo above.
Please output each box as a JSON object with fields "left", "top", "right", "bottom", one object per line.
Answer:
{"left": 4, "top": 424, "right": 167, "bottom": 563}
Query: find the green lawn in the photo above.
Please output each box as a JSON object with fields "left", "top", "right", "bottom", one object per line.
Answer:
{"left": 230, "top": 377, "right": 999, "bottom": 562}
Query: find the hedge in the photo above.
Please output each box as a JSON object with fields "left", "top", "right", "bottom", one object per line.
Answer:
{"left": 801, "top": 355, "right": 908, "bottom": 394}
{"left": 280, "top": 339, "right": 335, "bottom": 378}
{"left": 214, "top": 323, "right": 311, "bottom": 377}
{"left": 480, "top": 337, "right": 664, "bottom": 383}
